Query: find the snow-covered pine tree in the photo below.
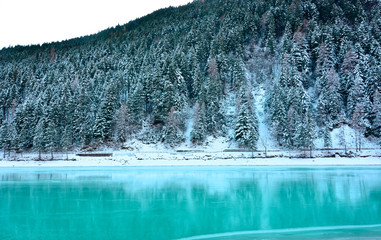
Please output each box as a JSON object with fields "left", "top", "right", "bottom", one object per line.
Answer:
{"left": 290, "top": 30, "right": 311, "bottom": 87}
{"left": 46, "top": 118, "right": 58, "bottom": 160}
{"left": 73, "top": 83, "right": 94, "bottom": 146}
{"left": 128, "top": 81, "right": 146, "bottom": 124}
{"left": 316, "top": 68, "right": 342, "bottom": 128}
{"left": 61, "top": 126, "right": 71, "bottom": 160}
{"left": 33, "top": 117, "right": 47, "bottom": 160}
{"left": 347, "top": 65, "right": 371, "bottom": 119}
{"left": 216, "top": 53, "right": 230, "bottom": 93}
{"left": 294, "top": 108, "right": 315, "bottom": 156}
{"left": 351, "top": 103, "right": 366, "bottom": 151}
{"left": 205, "top": 57, "right": 224, "bottom": 134}
{"left": 372, "top": 89, "right": 381, "bottom": 139}
{"left": 191, "top": 101, "right": 207, "bottom": 144}
{"left": 315, "top": 41, "right": 336, "bottom": 96}
{"left": 267, "top": 83, "right": 287, "bottom": 145}
{"left": 285, "top": 106, "right": 298, "bottom": 148}
{"left": 0, "top": 121, "right": 10, "bottom": 159}
{"left": 13, "top": 99, "right": 36, "bottom": 151}
{"left": 281, "top": 22, "right": 292, "bottom": 54}
{"left": 340, "top": 48, "right": 357, "bottom": 100}
{"left": 190, "top": 50, "right": 203, "bottom": 102}
{"left": 265, "top": 11, "right": 276, "bottom": 53}
{"left": 114, "top": 103, "right": 131, "bottom": 143}
{"left": 94, "top": 83, "right": 118, "bottom": 141}
{"left": 235, "top": 89, "right": 258, "bottom": 150}
{"left": 323, "top": 126, "right": 332, "bottom": 149}
{"left": 162, "top": 107, "right": 184, "bottom": 145}
{"left": 279, "top": 55, "right": 291, "bottom": 88}
{"left": 231, "top": 58, "right": 247, "bottom": 91}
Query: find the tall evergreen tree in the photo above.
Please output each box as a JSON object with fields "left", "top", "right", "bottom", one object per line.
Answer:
{"left": 0, "top": 121, "right": 11, "bottom": 159}
{"left": 162, "top": 107, "right": 184, "bottom": 145}
{"left": 191, "top": 102, "right": 207, "bottom": 144}
{"left": 294, "top": 109, "right": 315, "bottom": 156}
{"left": 372, "top": 89, "right": 381, "bottom": 138}
{"left": 235, "top": 89, "right": 258, "bottom": 150}
{"left": 316, "top": 68, "right": 342, "bottom": 128}
{"left": 94, "top": 83, "right": 118, "bottom": 141}
{"left": 33, "top": 117, "right": 47, "bottom": 160}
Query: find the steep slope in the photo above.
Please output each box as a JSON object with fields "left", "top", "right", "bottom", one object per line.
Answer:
{"left": 0, "top": 0, "right": 380, "bottom": 156}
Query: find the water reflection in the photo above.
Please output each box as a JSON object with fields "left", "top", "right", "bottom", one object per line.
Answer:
{"left": 0, "top": 167, "right": 381, "bottom": 240}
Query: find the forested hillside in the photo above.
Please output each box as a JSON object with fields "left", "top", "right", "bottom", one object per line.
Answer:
{"left": 0, "top": 0, "right": 380, "bottom": 155}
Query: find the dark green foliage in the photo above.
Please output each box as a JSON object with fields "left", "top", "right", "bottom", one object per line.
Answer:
{"left": 0, "top": 0, "right": 380, "bottom": 151}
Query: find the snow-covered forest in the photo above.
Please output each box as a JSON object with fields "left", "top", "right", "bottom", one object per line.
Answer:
{"left": 0, "top": 0, "right": 380, "bottom": 156}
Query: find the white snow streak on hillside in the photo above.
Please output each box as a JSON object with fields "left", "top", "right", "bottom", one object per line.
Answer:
{"left": 184, "top": 109, "right": 194, "bottom": 146}
{"left": 254, "top": 85, "right": 278, "bottom": 151}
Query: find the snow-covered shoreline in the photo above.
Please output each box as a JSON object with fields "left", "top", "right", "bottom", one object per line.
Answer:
{"left": 1, "top": 137, "right": 380, "bottom": 168}
{"left": 1, "top": 154, "right": 381, "bottom": 168}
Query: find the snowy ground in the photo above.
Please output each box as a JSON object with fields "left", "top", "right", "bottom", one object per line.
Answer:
{"left": 0, "top": 137, "right": 380, "bottom": 168}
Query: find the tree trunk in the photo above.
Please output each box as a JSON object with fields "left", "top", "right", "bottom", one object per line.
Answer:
{"left": 309, "top": 146, "right": 312, "bottom": 158}
{"left": 264, "top": 146, "right": 267, "bottom": 158}
{"left": 344, "top": 144, "right": 347, "bottom": 155}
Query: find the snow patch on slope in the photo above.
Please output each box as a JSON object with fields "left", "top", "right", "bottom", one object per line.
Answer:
{"left": 314, "top": 124, "right": 380, "bottom": 149}
{"left": 184, "top": 108, "right": 194, "bottom": 146}
{"left": 253, "top": 84, "right": 278, "bottom": 150}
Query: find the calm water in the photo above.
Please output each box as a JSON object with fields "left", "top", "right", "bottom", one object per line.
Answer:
{"left": 0, "top": 166, "right": 381, "bottom": 240}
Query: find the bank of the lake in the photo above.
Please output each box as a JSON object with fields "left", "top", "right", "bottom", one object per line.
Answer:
{"left": 1, "top": 155, "right": 381, "bottom": 167}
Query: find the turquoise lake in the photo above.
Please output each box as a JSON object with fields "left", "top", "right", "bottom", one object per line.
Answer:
{"left": 1, "top": 166, "right": 381, "bottom": 240}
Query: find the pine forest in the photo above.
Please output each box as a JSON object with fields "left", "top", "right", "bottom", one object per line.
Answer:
{"left": 0, "top": 0, "right": 380, "bottom": 157}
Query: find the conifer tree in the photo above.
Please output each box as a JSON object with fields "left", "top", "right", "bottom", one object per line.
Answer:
{"left": 128, "top": 81, "right": 146, "bottom": 124}
{"left": 267, "top": 83, "right": 287, "bottom": 144}
{"left": 0, "top": 121, "right": 10, "bottom": 159}
{"left": 114, "top": 103, "right": 131, "bottom": 143}
{"left": 61, "top": 126, "right": 71, "bottom": 160}
{"left": 285, "top": 106, "right": 298, "bottom": 148}
{"left": 294, "top": 109, "right": 315, "bottom": 156}
{"left": 347, "top": 65, "right": 371, "bottom": 119}
{"left": 46, "top": 119, "right": 58, "bottom": 160}
{"left": 162, "top": 107, "right": 184, "bottom": 145}
{"left": 340, "top": 48, "right": 357, "bottom": 98}
{"left": 316, "top": 68, "right": 342, "bottom": 128}
{"left": 235, "top": 89, "right": 258, "bottom": 150}
{"left": 191, "top": 53, "right": 203, "bottom": 101}
{"left": 351, "top": 103, "right": 366, "bottom": 151}
{"left": 281, "top": 22, "right": 292, "bottom": 54}
{"left": 323, "top": 126, "right": 332, "bottom": 149}
{"left": 315, "top": 42, "right": 336, "bottom": 95}
{"left": 94, "top": 83, "right": 118, "bottom": 141}
{"left": 205, "top": 57, "right": 224, "bottom": 134}
{"left": 290, "top": 30, "right": 311, "bottom": 87}
{"left": 372, "top": 89, "right": 381, "bottom": 138}
{"left": 33, "top": 117, "right": 47, "bottom": 160}
{"left": 191, "top": 102, "right": 207, "bottom": 144}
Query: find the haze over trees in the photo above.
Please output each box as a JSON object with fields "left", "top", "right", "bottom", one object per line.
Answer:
{"left": 0, "top": 0, "right": 380, "bottom": 156}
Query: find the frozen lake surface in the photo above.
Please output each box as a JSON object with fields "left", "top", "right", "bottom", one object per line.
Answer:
{"left": 1, "top": 166, "right": 381, "bottom": 239}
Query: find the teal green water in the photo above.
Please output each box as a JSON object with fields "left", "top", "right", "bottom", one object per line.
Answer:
{"left": 1, "top": 166, "right": 381, "bottom": 240}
